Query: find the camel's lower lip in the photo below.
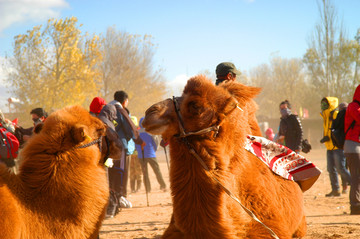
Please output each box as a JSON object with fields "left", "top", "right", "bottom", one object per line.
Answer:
{"left": 144, "top": 124, "right": 160, "bottom": 133}
{"left": 144, "top": 124, "right": 168, "bottom": 135}
{"left": 143, "top": 125, "right": 157, "bottom": 132}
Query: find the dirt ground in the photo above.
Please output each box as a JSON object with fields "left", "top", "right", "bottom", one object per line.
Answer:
{"left": 99, "top": 147, "right": 360, "bottom": 239}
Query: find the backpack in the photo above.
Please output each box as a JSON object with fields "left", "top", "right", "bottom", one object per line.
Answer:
{"left": 330, "top": 103, "right": 357, "bottom": 149}
{"left": 0, "top": 124, "right": 20, "bottom": 167}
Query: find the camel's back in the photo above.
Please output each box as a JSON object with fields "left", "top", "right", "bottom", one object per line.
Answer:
{"left": 237, "top": 151, "right": 303, "bottom": 202}
{"left": 234, "top": 152, "right": 305, "bottom": 238}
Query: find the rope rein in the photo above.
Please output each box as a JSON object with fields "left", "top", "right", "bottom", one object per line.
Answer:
{"left": 76, "top": 136, "right": 102, "bottom": 149}
{"left": 172, "top": 96, "right": 280, "bottom": 239}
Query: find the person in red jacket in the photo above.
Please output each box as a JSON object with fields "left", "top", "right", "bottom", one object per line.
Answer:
{"left": 344, "top": 84, "right": 360, "bottom": 215}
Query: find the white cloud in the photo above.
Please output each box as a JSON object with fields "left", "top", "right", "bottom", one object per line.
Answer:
{"left": 0, "top": 58, "right": 10, "bottom": 112}
{"left": 0, "top": 56, "right": 10, "bottom": 85}
{"left": 0, "top": 0, "right": 69, "bottom": 33}
{"left": 166, "top": 74, "right": 191, "bottom": 97}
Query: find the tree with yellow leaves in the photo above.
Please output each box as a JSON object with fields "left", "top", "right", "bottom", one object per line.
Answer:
{"left": 5, "top": 17, "right": 102, "bottom": 117}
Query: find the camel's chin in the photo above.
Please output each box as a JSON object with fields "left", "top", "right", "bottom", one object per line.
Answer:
{"left": 144, "top": 124, "right": 168, "bottom": 135}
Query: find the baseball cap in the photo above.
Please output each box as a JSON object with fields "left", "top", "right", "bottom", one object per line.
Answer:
{"left": 216, "top": 62, "right": 241, "bottom": 77}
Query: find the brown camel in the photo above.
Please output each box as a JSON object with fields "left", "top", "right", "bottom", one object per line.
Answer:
{"left": 0, "top": 105, "right": 121, "bottom": 239}
{"left": 142, "top": 75, "right": 307, "bottom": 239}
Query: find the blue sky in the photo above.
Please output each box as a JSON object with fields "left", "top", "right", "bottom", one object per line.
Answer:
{"left": 0, "top": 0, "right": 360, "bottom": 111}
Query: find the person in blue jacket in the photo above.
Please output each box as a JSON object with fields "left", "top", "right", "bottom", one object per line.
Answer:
{"left": 135, "top": 117, "right": 166, "bottom": 193}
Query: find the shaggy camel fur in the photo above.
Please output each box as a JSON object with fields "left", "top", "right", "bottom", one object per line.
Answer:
{"left": 142, "top": 75, "right": 306, "bottom": 239}
{"left": 0, "top": 105, "right": 118, "bottom": 239}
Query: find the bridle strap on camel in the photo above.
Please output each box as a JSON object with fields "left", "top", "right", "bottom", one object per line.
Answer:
{"left": 76, "top": 136, "right": 103, "bottom": 150}
{"left": 76, "top": 135, "right": 112, "bottom": 164}
{"left": 172, "top": 96, "right": 220, "bottom": 138}
{"left": 171, "top": 96, "right": 280, "bottom": 239}
{"left": 102, "top": 136, "right": 110, "bottom": 162}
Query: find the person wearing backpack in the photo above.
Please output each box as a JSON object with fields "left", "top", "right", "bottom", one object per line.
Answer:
{"left": 331, "top": 102, "right": 349, "bottom": 149}
{"left": 320, "top": 97, "right": 351, "bottom": 197}
{"left": 344, "top": 84, "right": 360, "bottom": 215}
{"left": 330, "top": 102, "right": 352, "bottom": 194}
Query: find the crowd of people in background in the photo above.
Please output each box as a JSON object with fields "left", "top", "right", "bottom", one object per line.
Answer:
{"left": 0, "top": 89, "right": 169, "bottom": 219}
{"left": 88, "top": 91, "right": 167, "bottom": 218}
{"left": 1, "top": 61, "right": 359, "bottom": 217}
{"left": 215, "top": 61, "right": 360, "bottom": 215}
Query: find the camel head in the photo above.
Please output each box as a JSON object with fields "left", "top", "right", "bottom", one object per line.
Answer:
{"left": 29, "top": 106, "right": 123, "bottom": 165}
{"left": 142, "top": 75, "right": 261, "bottom": 145}
{"left": 22, "top": 105, "right": 108, "bottom": 166}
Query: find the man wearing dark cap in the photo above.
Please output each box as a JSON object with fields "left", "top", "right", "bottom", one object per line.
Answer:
{"left": 215, "top": 62, "right": 241, "bottom": 85}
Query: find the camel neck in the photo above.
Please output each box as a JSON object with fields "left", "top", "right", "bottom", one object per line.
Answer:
{"left": 169, "top": 140, "right": 235, "bottom": 236}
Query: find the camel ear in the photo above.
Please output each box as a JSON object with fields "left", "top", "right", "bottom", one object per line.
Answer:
{"left": 221, "top": 83, "right": 261, "bottom": 101}
{"left": 71, "top": 124, "right": 87, "bottom": 144}
{"left": 216, "top": 97, "right": 238, "bottom": 123}
{"left": 223, "top": 97, "right": 239, "bottom": 116}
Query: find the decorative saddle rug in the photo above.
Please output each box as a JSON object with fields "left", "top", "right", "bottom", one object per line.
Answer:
{"left": 245, "top": 135, "right": 321, "bottom": 192}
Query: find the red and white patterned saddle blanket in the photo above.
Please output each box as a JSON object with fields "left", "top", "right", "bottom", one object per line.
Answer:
{"left": 245, "top": 135, "right": 321, "bottom": 192}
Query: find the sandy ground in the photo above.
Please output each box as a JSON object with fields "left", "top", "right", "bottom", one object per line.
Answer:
{"left": 99, "top": 148, "right": 360, "bottom": 239}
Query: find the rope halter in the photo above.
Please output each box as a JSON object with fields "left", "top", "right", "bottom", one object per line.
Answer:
{"left": 76, "top": 136, "right": 103, "bottom": 150}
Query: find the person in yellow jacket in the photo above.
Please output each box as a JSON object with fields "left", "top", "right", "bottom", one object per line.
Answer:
{"left": 320, "top": 97, "right": 351, "bottom": 197}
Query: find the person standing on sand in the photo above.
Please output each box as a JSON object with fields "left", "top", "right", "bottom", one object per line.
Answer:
{"left": 344, "top": 84, "right": 360, "bottom": 215}
{"left": 320, "top": 97, "right": 351, "bottom": 197}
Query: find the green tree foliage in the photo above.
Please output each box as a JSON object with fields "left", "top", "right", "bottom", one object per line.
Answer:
{"left": 5, "top": 17, "right": 102, "bottom": 119}
{"left": 99, "top": 27, "right": 168, "bottom": 118}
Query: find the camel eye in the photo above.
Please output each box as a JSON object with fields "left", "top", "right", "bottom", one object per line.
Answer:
{"left": 187, "top": 101, "right": 202, "bottom": 115}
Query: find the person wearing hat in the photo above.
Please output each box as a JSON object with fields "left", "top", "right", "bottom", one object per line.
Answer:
{"left": 89, "top": 96, "right": 107, "bottom": 117}
{"left": 215, "top": 62, "right": 241, "bottom": 85}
